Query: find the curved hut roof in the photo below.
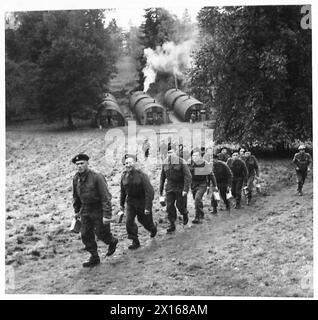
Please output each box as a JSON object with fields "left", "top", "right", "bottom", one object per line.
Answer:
{"left": 164, "top": 88, "right": 188, "bottom": 109}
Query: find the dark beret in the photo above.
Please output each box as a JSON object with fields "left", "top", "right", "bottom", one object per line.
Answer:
{"left": 72, "top": 153, "right": 89, "bottom": 164}
{"left": 122, "top": 153, "right": 137, "bottom": 165}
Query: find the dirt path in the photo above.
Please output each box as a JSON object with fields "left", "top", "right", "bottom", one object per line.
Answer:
{"left": 9, "top": 179, "right": 313, "bottom": 297}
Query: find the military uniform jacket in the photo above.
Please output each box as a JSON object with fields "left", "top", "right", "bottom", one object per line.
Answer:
{"left": 226, "top": 158, "right": 248, "bottom": 180}
{"left": 245, "top": 155, "right": 259, "bottom": 177}
{"left": 188, "top": 159, "right": 217, "bottom": 189}
{"left": 120, "top": 169, "right": 154, "bottom": 211}
{"left": 73, "top": 169, "right": 112, "bottom": 218}
{"left": 159, "top": 155, "right": 192, "bottom": 195}
{"left": 212, "top": 160, "right": 233, "bottom": 186}
{"left": 292, "top": 152, "right": 312, "bottom": 171}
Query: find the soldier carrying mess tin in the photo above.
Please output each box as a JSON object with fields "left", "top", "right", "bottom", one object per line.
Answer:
{"left": 72, "top": 153, "right": 118, "bottom": 268}
{"left": 159, "top": 144, "right": 192, "bottom": 233}
{"left": 292, "top": 145, "right": 312, "bottom": 196}
{"left": 120, "top": 154, "right": 157, "bottom": 250}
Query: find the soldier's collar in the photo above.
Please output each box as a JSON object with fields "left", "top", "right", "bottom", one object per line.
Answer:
{"left": 79, "top": 169, "right": 90, "bottom": 181}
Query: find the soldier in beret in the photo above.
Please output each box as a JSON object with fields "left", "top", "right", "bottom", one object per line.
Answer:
{"left": 72, "top": 154, "right": 118, "bottom": 267}
{"left": 159, "top": 144, "right": 192, "bottom": 233}
{"left": 211, "top": 156, "right": 233, "bottom": 213}
{"left": 120, "top": 154, "right": 157, "bottom": 250}
{"left": 292, "top": 145, "right": 312, "bottom": 196}
{"left": 226, "top": 152, "right": 248, "bottom": 209}
{"left": 188, "top": 148, "right": 217, "bottom": 223}
{"left": 217, "top": 148, "right": 230, "bottom": 163}
{"left": 244, "top": 150, "right": 260, "bottom": 205}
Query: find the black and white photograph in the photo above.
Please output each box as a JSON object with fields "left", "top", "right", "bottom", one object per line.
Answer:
{"left": 3, "top": 0, "right": 315, "bottom": 298}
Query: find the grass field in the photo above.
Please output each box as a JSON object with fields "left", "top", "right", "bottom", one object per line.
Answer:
{"left": 5, "top": 126, "right": 313, "bottom": 296}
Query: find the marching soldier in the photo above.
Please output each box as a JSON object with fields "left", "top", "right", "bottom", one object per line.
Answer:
{"left": 211, "top": 157, "right": 233, "bottom": 214}
{"left": 244, "top": 150, "right": 260, "bottom": 205}
{"left": 292, "top": 145, "right": 312, "bottom": 196}
{"left": 188, "top": 148, "right": 217, "bottom": 223}
{"left": 72, "top": 154, "right": 118, "bottom": 268}
{"left": 203, "top": 147, "right": 214, "bottom": 163}
{"left": 227, "top": 152, "right": 248, "bottom": 209}
{"left": 120, "top": 154, "right": 157, "bottom": 250}
{"left": 217, "top": 148, "right": 230, "bottom": 163}
{"left": 159, "top": 145, "right": 192, "bottom": 233}
{"left": 142, "top": 137, "right": 150, "bottom": 161}
{"left": 238, "top": 147, "right": 246, "bottom": 161}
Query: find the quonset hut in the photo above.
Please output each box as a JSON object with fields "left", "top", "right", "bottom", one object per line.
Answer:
{"left": 129, "top": 91, "right": 165, "bottom": 125}
{"left": 164, "top": 89, "right": 206, "bottom": 122}
{"left": 95, "top": 93, "right": 125, "bottom": 127}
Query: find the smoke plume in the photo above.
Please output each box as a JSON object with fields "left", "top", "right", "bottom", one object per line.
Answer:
{"left": 143, "top": 40, "right": 196, "bottom": 92}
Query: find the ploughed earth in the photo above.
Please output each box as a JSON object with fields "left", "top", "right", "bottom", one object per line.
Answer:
{"left": 5, "top": 127, "right": 313, "bottom": 297}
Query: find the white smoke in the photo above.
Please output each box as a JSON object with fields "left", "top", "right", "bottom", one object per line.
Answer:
{"left": 142, "top": 40, "right": 196, "bottom": 92}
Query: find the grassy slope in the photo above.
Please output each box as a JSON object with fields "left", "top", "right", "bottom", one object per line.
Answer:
{"left": 5, "top": 128, "right": 313, "bottom": 297}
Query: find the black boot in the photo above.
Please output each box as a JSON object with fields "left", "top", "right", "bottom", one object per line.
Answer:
{"left": 106, "top": 238, "right": 118, "bottom": 256}
{"left": 128, "top": 239, "right": 140, "bottom": 250}
{"left": 192, "top": 216, "right": 201, "bottom": 224}
{"left": 150, "top": 224, "right": 158, "bottom": 238}
{"left": 82, "top": 254, "right": 100, "bottom": 268}
{"left": 234, "top": 201, "right": 241, "bottom": 209}
{"left": 167, "top": 223, "right": 176, "bottom": 233}
{"left": 212, "top": 207, "right": 218, "bottom": 214}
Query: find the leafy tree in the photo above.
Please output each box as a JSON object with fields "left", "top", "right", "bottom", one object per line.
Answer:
{"left": 190, "top": 6, "right": 312, "bottom": 148}
{"left": 5, "top": 10, "right": 122, "bottom": 127}
{"left": 5, "top": 55, "right": 40, "bottom": 122}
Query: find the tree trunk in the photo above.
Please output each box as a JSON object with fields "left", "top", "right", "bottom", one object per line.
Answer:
{"left": 67, "top": 113, "right": 76, "bottom": 129}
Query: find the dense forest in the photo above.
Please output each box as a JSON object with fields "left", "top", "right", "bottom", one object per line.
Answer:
{"left": 5, "top": 6, "right": 312, "bottom": 148}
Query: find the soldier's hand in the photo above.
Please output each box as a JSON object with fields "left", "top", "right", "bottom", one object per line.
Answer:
{"left": 182, "top": 191, "right": 187, "bottom": 197}
{"left": 227, "top": 186, "right": 231, "bottom": 192}
{"left": 308, "top": 167, "right": 311, "bottom": 172}
{"left": 145, "top": 209, "right": 151, "bottom": 215}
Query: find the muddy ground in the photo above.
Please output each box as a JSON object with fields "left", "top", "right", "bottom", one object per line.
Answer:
{"left": 5, "top": 127, "right": 313, "bottom": 297}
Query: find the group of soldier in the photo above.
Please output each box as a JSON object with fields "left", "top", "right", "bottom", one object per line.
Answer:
{"left": 71, "top": 141, "right": 312, "bottom": 268}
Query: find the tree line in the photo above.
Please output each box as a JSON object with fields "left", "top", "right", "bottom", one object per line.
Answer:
{"left": 6, "top": 6, "right": 312, "bottom": 150}
{"left": 5, "top": 10, "right": 123, "bottom": 127}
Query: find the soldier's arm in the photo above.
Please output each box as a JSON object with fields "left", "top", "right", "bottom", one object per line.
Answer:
{"left": 210, "top": 171, "right": 217, "bottom": 188}
{"left": 254, "top": 156, "right": 260, "bottom": 177}
{"left": 292, "top": 154, "right": 299, "bottom": 168}
{"left": 96, "top": 174, "right": 112, "bottom": 219}
{"left": 159, "top": 167, "right": 166, "bottom": 196}
{"left": 207, "top": 162, "right": 217, "bottom": 188}
{"left": 225, "top": 163, "right": 233, "bottom": 187}
{"left": 206, "top": 164, "right": 211, "bottom": 187}
{"left": 72, "top": 177, "right": 82, "bottom": 214}
{"left": 140, "top": 172, "right": 154, "bottom": 212}
{"left": 182, "top": 161, "right": 192, "bottom": 193}
{"left": 242, "top": 161, "right": 248, "bottom": 184}
{"left": 308, "top": 154, "right": 312, "bottom": 168}
{"left": 120, "top": 175, "right": 126, "bottom": 209}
